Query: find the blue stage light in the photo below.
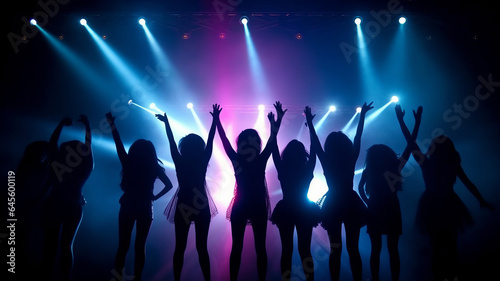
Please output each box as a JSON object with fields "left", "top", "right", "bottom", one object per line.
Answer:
{"left": 138, "top": 18, "right": 146, "bottom": 26}
{"left": 399, "top": 17, "right": 406, "bottom": 24}
{"left": 187, "top": 102, "right": 193, "bottom": 109}
{"left": 329, "top": 105, "right": 336, "bottom": 112}
{"left": 30, "top": 19, "right": 37, "bottom": 26}
{"left": 354, "top": 17, "right": 362, "bottom": 25}
{"left": 80, "top": 19, "right": 87, "bottom": 26}
{"left": 240, "top": 16, "right": 248, "bottom": 25}
{"left": 391, "top": 96, "right": 399, "bottom": 103}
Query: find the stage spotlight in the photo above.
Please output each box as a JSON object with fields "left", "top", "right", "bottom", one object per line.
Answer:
{"left": 354, "top": 17, "right": 362, "bottom": 25}
{"left": 391, "top": 96, "right": 399, "bottom": 103}
{"left": 240, "top": 16, "right": 249, "bottom": 25}
{"left": 399, "top": 17, "right": 406, "bottom": 24}
{"left": 138, "top": 18, "right": 146, "bottom": 26}
{"left": 329, "top": 105, "right": 336, "bottom": 112}
{"left": 182, "top": 33, "right": 190, "bottom": 40}
{"left": 30, "top": 19, "right": 37, "bottom": 26}
{"left": 295, "top": 33, "right": 303, "bottom": 40}
{"left": 356, "top": 107, "right": 362, "bottom": 113}
{"left": 128, "top": 99, "right": 133, "bottom": 105}
{"left": 187, "top": 102, "right": 193, "bottom": 109}
{"left": 258, "top": 104, "right": 265, "bottom": 111}
{"left": 80, "top": 18, "right": 87, "bottom": 26}
{"left": 219, "top": 33, "right": 226, "bottom": 39}
{"left": 149, "top": 102, "right": 156, "bottom": 109}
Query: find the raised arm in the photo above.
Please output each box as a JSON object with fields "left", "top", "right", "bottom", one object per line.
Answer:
{"left": 397, "top": 106, "right": 423, "bottom": 171}
{"left": 305, "top": 114, "right": 317, "bottom": 173}
{"left": 205, "top": 104, "right": 221, "bottom": 161}
{"left": 353, "top": 101, "right": 374, "bottom": 161}
{"left": 215, "top": 107, "right": 237, "bottom": 160}
{"left": 106, "top": 112, "right": 127, "bottom": 165}
{"left": 153, "top": 168, "right": 174, "bottom": 201}
{"left": 262, "top": 101, "right": 287, "bottom": 160}
{"left": 78, "top": 115, "right": 92, "bottom": 147}
{"left": 396, "top": 105, "right": 426, "bottom": 167}
{"left": 50, "top": 117, "right": 72, "bottom": 148}
{"left": 457, "top": 165, "right": 494, "bottom": 211}
{"left": 156, "top": 113, "right": 181, "bottom": 163}
{"left": 305, "top": 106, "right": 325, "bottom": 164}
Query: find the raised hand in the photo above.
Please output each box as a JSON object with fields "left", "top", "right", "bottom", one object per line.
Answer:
{"left": 268, "top": 111, "right": 276, "bottom": 126}
{"left": 156, "top": 113, "right": 168, "bottom": 123}
{"left": 304, "top": 106, "right": 315, "bottom": 124}
{"left": 210, "top": 104, "right": 222, "bottom": 120}
{"left": 105, "top": 112, "right": 115, "bottom": 125}
{"left": 413, "top": 106, "right": 423, "bottom": 121}
{"left": 273, "top": 101, "right": 287, "bottom": 120}
{"left": 395, "top": 104, "right": 405, "bottom": 120}
{"left": 78, "top": 115, "right": 89, "bottom": 126}
{"left": 361, "top": 101, "right": 374, "bottom": 115}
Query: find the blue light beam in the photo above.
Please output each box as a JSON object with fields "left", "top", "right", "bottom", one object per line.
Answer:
{"left": 243, "top": 23, "right": 269, "bottom": 97}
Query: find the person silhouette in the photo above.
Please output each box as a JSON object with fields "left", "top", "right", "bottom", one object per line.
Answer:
{"left": 17, "top": 118, "right": 71, "bottom": 280}
{"left": 304, "top": 103, "right": 373, "bottom": 281}
{"left": 270, "top": 106, "right": 320, "bottom": 281}
{"left": 216, "top": 101, "right": 285, "bottom": 281}
{"left": 42, "top": 115, "right": 93, "bottom": 281}
{"left": 358, "top": 105, "right": 421, "bottom": 281}
{"left": 106, "top": 112, "right": 173, "bottom": 281}
{"left": 155, "top": 104, "right": 220, "bottom": 281}
{"left": 395, "top": 105, "right": 494, "bottom": 281}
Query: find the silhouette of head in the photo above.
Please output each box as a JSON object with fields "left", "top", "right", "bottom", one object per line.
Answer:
{"left": 179, "top": 134, "right": 206, "bottom": 159}
{"left": 427, "top": 135, "right": 461, "bottom": 166}
{"left": 324, "top": 132, "right": 354, "bottom": 163}
{"left": 365, "top": 144, "right": 401, "bottom": 194}
{"left": 426, "top": 135, "right": 461, "bottom": 187}
{"left": 128, "top": 139, "right": 161, "bottom": 168}
{"left": 236, "top": 129, "right": 261, "bottom": 159}
{"left": 121, "top": 139, "right": 162, "bottom": 190}
{"left": 281, "top": 139, "right": 309, "bottom": 167}
{"left": 18, "top": 141, "right": 51, "bottom": 169}
{"left": 56, "top": 140, "right": 93, "bottom": 184}
{"left": 365, "top": 144, "right": 399, "bottom": 172}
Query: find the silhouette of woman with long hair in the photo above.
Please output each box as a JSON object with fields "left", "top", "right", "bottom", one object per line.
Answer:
{"left": 216, "top": 101, "right": 285, "bottom": 281}
{"left": 43, "top": 115, "right": 93, "bottom": 281}
{"left": 358, "top": 105, "right": 421, "bottom": 281}
{"left": 156, "top": 104, "right": 220, "bottom": 281}
{"left": 270, "top": 107, "right": 320, "bottom": 281}
{"left": 305, "top": 103, "right": 373, "bottom": 281}
{"left": 106, "top": 112, "right": 173, "bottom": 281}
{"left": 17, "top": 117, "right": 72, "bottom": 279}
{"left": 396, "top": 105, "right": 494, "bottom": 281}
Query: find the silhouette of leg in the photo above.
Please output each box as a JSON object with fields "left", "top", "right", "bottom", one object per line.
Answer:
{"left": 442, "top": 230, "right": 458, "bottom": 280}
{"left": 230, "top": 218, "right": 246, "bottom": 281}
{"left": 278, "top": 222, "right": 294, "bottom": 281}
{"left": 252, "top": 218, "right": 268, "bottom": 281}
{"left": 327, "top": 222, "right": 342, "bottom": 281}
{"left": 195, "top": 218, "right": 211, "bottom": 281}
{"left": 134, "top": 217, "right": 152, "bottom": 280}
{"left": 174, "top": 218, "right": 190, "bottom": 281}
{"left": 296, "top": 225, "right": 314, "bottom": 281}
{"left": 115, "top": 208, "right": 135, "bottom": 276}
{"left": 42, "top": 218, "right": 61, "bottom": 281}
{"left": 369, "top": 232, "right": 382, "bottom": 281}
{"left": 387, "top": 234, "right": 400, "bottom": 281}
{"left": 60, "top": 205, "right": 83, "bottom": 281}
{"left": 430, "top": 232, "right": 446, "bottom": 281}
{"left": 345, "top": 223, "right": 362, "bottom": 281}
